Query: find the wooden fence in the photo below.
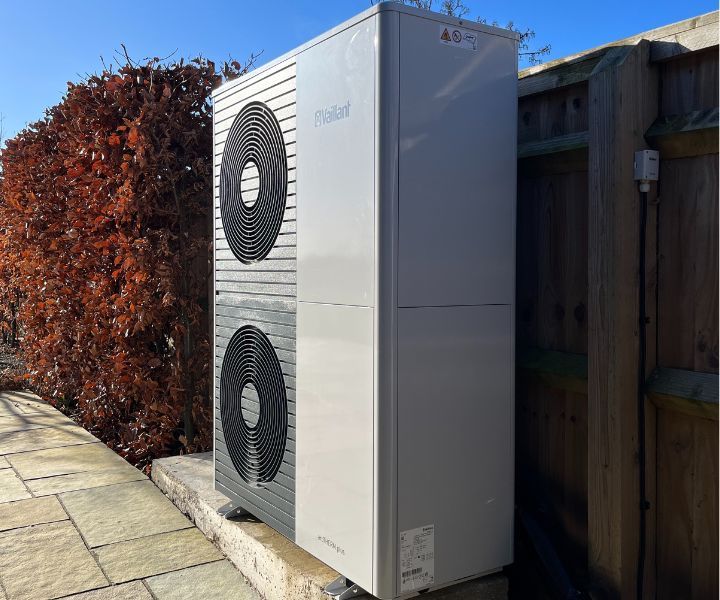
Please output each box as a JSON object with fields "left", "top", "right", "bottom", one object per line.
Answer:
{"left": 515, "top": 11, "right": 718, "bottom": 599}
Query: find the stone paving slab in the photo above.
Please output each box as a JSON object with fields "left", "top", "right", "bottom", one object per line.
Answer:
{"left": 0, "top": 520, "right": 108, "bottom": 599}
{"left": 0, "top": 391, "right": 53, "bottom": 406}
{"left": 61, "top": 480, "right": 193, "bottom": 548}
{"left": 0, "top": 456, "right": 9, "bottom": 469}
{"left": 0, "top": 412, "right": 74, "bottom": 434}
{"left": 8, "top": 442, "right": 128, "bottom": 480}
{"left": 93, "top": 528, "right": 223, "bottom": 584}
{"left": 0, "top": 400, "right": 33, "bottom": 418}
{"left": 57, "top": 582, "right": 153, "bottom": 600}
{"left": 0, "top": 469, "right": 31, "bottom": 503}
{"left": 0, "top": 393, "right": 56, "bottom": 417}
{"left": 26, "top": 464, "right": 146, "bottom": 497}
{"left": 145, "top": 560, "right": 261, "bottom": 600}
{"left": 0, "top": 425, "right": 96, "bottom": 455}
{"left": 0, "top": 496, "right": 68, "bottom": 532}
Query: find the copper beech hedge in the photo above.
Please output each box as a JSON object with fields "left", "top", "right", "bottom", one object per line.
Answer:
{"left": 0, "top": 55, "right": 246, "bottom": 468}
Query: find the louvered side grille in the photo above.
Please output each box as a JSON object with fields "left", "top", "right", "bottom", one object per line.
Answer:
{"left": 214, "top": 60, "right": 297, "bottom": 541}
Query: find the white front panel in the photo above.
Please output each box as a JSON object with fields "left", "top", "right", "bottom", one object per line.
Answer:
{"left": 397, "top": 305, "right": 514, "bottom": 593}
{"left": 296, "top": 302, "right": 374, "bottom": 587}
{"left": 296, "top": 17, "right": 377, "bottom": 307}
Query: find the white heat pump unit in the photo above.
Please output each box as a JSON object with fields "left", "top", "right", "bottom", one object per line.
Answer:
{"left": 213, "top": 4, "right": 517, "bottom": 599}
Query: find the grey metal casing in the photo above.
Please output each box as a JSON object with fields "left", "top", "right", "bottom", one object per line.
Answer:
{"left": 213, "top": 5, "right": 517, "bottom": 599}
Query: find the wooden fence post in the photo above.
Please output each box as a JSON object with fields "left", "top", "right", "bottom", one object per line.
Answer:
{"left": 587, "top": 40, "right": 658, "bottom": 599}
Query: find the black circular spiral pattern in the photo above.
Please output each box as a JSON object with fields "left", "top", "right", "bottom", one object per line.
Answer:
{"left": 220, "top": 325, "right": 288, "bottom": 487}
{"left": 220, "top": 101, "right": 288, "bottom": 264}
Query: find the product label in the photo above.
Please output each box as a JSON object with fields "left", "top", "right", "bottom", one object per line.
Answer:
{"left": 439, "top": 24, "right": 478, "bottom": 51}
{"left": 399, "top": 524, "right": 435, "bottom": 593}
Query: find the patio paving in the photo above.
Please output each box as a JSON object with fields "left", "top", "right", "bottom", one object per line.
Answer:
{"left": 0, "top": 496, "right": 67, "bottom": 532}
{"left": 0, "top": 391, "right": 260, "bottom": 600}
{"left": 145, "top": 560, "right": 259, "bottom": 600}
{"left": 10, "top": 443, "right": 130, "bottom": 480}
{"left": 0, "top": 470, "right": 30, "bottom": 503}
{"left": 60, "top": 480, "right": 194, "bottom": 548}
{"left": 0, "top": 521, "right": 108, "bottom": 599}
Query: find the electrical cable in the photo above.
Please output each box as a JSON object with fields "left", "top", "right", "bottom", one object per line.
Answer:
{"left": 636, "top": 188, "right": 649, "bottom": 600}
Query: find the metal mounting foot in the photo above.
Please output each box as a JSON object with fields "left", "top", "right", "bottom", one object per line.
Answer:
{"left": 217, "top": 501, "right": 248, "bottom": 520}
{"left": 325, "top": 576, "right": 368, "bottom": 599}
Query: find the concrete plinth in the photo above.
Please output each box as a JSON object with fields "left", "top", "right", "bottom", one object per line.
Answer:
{"left": 152, "top": 452, "right": 508, "bottom": 600}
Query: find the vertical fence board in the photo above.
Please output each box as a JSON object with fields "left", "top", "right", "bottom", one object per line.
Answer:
{"left": 643, "top": 399, "right": 658, "bottom": 599}
{"left": 517, "top": 176, "right": 541, "bottom": 347}
{"left": 660, "top": 49, "right": 719, "bottom": 116}
{"left": 657, "top": 409, "right": 695, "bottom": 600}
{"left": 656, "top": 410, "right": 718, "bottom": 598}
{"left": 515, "top": 379, "right": 590, "bottom": 576}
{"left": 690, "top": 416, "right": 719, "bottom": 598}
{"left": 517, "top": 171, "right": 589, "bottom": 354}
{"left": 658, "top": 155, "right": 719, "bottom": 373}
{"left": 518, "top": 83, "right": 589, "bottom": 143}
{"left": 564, "top": 389, "right": 590, "bottom": 575}
{"left": 587, "top": 41, "right": 659, "bottom": 599}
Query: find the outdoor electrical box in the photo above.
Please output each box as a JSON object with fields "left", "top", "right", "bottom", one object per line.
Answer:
{"left": 634, "top": 149, "right": 660, "bottom": 181}
{"left": 212, "top": 4, "right": 518, "bottom": 598}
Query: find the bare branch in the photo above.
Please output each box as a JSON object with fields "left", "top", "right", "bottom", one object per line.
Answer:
{"left": 370, "top": 0, "right": 550, "bottom": 64}
{"left": 440, "top": 0, "right": 469, "bottom": 17}
{"left": 119, "top": 43, "right": 140, "bottom": 68}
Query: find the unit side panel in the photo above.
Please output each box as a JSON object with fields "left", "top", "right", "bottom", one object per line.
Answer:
{"left": 296, "top": 302, "right": 375, "bottom": 588}
{"left": 296, "top": 18, "right": 377, "bottom": 308}
{"left": 397, "top": 305, "right": 514, "bottom": 592}
{"left": 397, "top": 14, "right": 517, "bottom": 307}
{"left": 213, "top": 59, "right": 298, "bottom": 541}
{"left": 373, "top": 8, "right": 402, "bottom": 599}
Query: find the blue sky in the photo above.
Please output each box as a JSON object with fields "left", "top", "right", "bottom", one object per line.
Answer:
{"left": 1, "top": 0, "right": 716, "bottom": 141}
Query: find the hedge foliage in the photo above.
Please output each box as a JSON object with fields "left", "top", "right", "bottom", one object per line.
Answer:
{"left": 0, "top": 55, "right": 245, "bottom": 467}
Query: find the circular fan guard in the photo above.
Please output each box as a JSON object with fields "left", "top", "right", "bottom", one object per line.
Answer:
{"left": 220, "top": 101, "right": 288, "bottom": 264}
{"left": 220, "top": 325, "right": 288, "bottom": 487}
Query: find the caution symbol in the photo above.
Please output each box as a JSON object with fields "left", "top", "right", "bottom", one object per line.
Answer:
{"left": 440, "top": 28, "right": 451, "bottom": 42}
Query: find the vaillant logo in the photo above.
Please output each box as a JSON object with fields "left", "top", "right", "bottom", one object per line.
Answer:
{"left": 314, "top": 101, "right": 351, "bottom": 127}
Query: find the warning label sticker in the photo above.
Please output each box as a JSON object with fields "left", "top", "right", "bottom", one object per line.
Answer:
{"left": 399, "top": 524, "right": 435, "bottom": 593}
{"left": 439, "top": 24, "right": 478, "bottom": 51}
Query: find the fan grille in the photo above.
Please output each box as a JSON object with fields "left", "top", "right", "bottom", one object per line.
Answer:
{"left": 220, "top": 101, "right": 288, "bottom": 264}
{"left": 220, "top": 325, "right": 288, "bottom": 487}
